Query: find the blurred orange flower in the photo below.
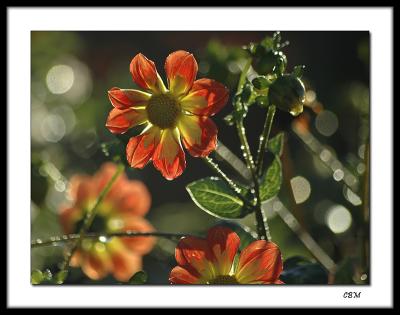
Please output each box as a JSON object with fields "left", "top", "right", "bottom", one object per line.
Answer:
{"left": 59, "top": 163, "right": 155, "bottom": 282}
{"left": 169, "top": 226, "right": 284, "bottom": 284}
{"left": 106, "top": 51, "right": 229, "bottom": 180}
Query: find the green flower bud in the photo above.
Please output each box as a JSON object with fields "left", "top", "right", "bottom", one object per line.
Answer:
{"left": 269, "top": 75, "right": 306, "bottom": 116}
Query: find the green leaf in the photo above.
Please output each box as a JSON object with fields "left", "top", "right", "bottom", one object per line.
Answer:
{"left": 259, "top": 157, "right": 282, "bottom": 201}
{"left": 31, "top": 269, "right": 44, "bottom": 284}
{"left": 129, "top": 271, "right": 148, "bottom": 284}
{"left": 186, "top": 177, "right": 250, "bottom": 219}
{"left": 281, "top": 256, "right": 328, "bottom": 284}
{"left": 54, "top": 270, "right": 68, "bottom": 284}
{"left": 267, "top": 132, "right": 285, "bottom": 156}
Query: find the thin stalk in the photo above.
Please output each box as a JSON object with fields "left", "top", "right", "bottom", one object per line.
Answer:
{"left": 234, "top": 58, "right": 270, "bottom": 240}
{"left": 256, "top": 105, "right": 276, "bottom": 177}
{"left": 31, "top": 231, "right": 190, "bottom": 249}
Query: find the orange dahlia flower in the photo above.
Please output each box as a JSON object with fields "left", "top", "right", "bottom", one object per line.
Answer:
{"left": 170, "top": 226, "right": 284, "bottom": 284}
{"left": 106, "top": 51, "right": 229, "bottom": 180}
{"left": 59, "top": 163, "right": 155, "bottom": 282}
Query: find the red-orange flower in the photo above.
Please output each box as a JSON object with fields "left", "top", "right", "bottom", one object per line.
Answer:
{"left": 106, "top": 51, "right": 229, "bottom": 180}
{"left": 59, "top": 163, "right": 155, "bottom": 282}
{"left": 169, "top": 226, "right": 284, "bottom": 284}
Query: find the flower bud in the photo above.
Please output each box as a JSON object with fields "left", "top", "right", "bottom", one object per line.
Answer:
{"left": 268, "top": 75, "right": 306, "bottom": 116}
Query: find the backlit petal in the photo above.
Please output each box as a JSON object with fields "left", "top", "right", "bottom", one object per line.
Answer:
{"left": 106, "top": 107, "right": 147, "bottom": 134}
{"left": 126, "top": 126, "right": 161, "bottom": 169}
{"left": 165, "top": 50, "right": 198, "bottom": 96}
{"left": 152, "top": 128, "right": 186, "bottom": 180}
{"left": 206, "top": 226, "right": 240, "bottom": 275}
{"left": 130, "top": 53, "right": 166, "bottom": 93}
{"left": 169, "top": 266, "right": 200, "bottom": 284}
{"left": 181, "top": 78, "right": 229, "bottom": 116}
{"left": 175, "top": 236, "right": 215, "bottom": 280}
{"left": 108, "top": 87, "right": 150, "bottom": 109}
{"left": 236, "top": 241, "right": 283, "bottom": 284}
{"left": 178, "top": 114, "right": 217, "bottom": 157}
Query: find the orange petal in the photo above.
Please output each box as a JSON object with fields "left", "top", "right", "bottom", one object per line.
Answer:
{"left": 81, "top": 251, "right": 111, "bottom": 281}
{"left": 110, "top": 249, "right": 142, "bottom": 282}
{"left": 178, "top": 114, "right": 218, "bottom": 157}
{"left": 115, "top": 181, "right": 151, "bottom": 216}
{"left": 169, "top": 266, "right": 200, "bottom": 284}
{"left": 236, "top": 241, "right": 283, "bottom": 284}
{"left": 68, "top": 175, "right": 94, "bottom": 207}
{"left": 165, "top": 50, "right": 198, "bottom": 96}
{"left": 106, "top": 107, "right": 147, "bottom": 134}
{"left": 119, "top": 215, "right": 156, "bottom": 255}
{"left": 59, "top": 206, "right": 82, "bottom": 234}
{"left": 175, "top": 236, "right": 215, "bottom": 280}
{"left": 206, "top": 226, "right": 240, "bottom": 275}
{"left": 92, "top": 163, "right": 127, "bottom": 203}
{"left": 108, "top": 87, "right": 150, "bottom": 110}
{"left": 152, "top": 129, "right": 186, "bottom": 180}
{"left": 69, "top": 250, "right": 82, "bottom": 267}
{"left": 126, "top": 126, "right": 161, "bottom": 169}
{"left": 130, "top": 53, "right": 166, "bottom": 93}
{"left": 181, "top": 78, "right": 229, "bottom": 116}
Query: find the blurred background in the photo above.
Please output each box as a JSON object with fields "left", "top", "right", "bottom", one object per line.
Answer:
{"left": 31, "top": 31, "right": 369, "bottom": 284}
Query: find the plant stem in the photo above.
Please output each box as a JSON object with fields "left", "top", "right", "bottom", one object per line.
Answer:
{"left": 31, "top": 231, "right": 190, "bottom": 249}
{"left": 202, "top": 156, "right": 254, "bottom": 209}
{"left": 234, "top": 58, "right": 270, "bottom": 240}
{"left": 59, "top": 163, "right": 125, "bottom": 273}
{"left": 256, "top": 104, "right": 276, "bottom": 178}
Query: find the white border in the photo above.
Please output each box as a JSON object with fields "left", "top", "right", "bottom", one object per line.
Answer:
{"left": 8, "top": 8, "right": 393, "bottom": 308}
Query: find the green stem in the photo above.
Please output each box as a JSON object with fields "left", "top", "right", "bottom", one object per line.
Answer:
{"left": 59, "top": 163, "right": 125, "bottom": 273}
{"left": 237, "top": 58, "right": 252, "bottom": 93}
{"left": 233, "top": 59, "right": 270, "bottom": 240}
{"left": 255, "top": 105, "right": 276, "bottom": 178}
{"left": 31, "top": 231, "right": 190, "bottom": 249}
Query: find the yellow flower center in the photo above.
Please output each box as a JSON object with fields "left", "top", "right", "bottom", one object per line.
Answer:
{"left": 207, "top": 275, "right": 239, "bottom": 285}
{"left": 147, "top": 93, "right": 181, "bottom": 129}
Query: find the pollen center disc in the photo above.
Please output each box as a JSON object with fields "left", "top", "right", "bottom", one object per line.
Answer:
{"left": 207, "top": 275, "right": 239, "bottom": 285}
{"left": 147, "top": 93, "right": 180, "bottom": 129}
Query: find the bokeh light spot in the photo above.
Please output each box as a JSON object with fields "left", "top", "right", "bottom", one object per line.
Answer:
{"left": 315, "top": 110, "right": 339, "bottom": 137}
{"left": 290, "top": 176, "right": 311, "bottom": 204}
{"left": 46, "top": 64, "right": 75, "bottom": 94}
{"left": 40, "top": 114, "right": 66, "bottom": 143}
{"left": 325, "top": 205, "right": 352, "bottom": 234}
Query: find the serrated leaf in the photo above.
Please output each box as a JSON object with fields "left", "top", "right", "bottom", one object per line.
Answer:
{"left": 281, "top": 256, "right": 328, "bottom": 284}
{"left": 186, "top": 177, "right": 250, "bottom": 219}
{"left": 259, "top": 157, "right": 282, "bottom": 201}
{"left": 267, "top": 132, "right": 284, "bottom": 156}
{"left": 129, "top": 271, "right": 147, "bottom": 284}
{"left": 31, "top": 269, "right": 44, "bottom": 285}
